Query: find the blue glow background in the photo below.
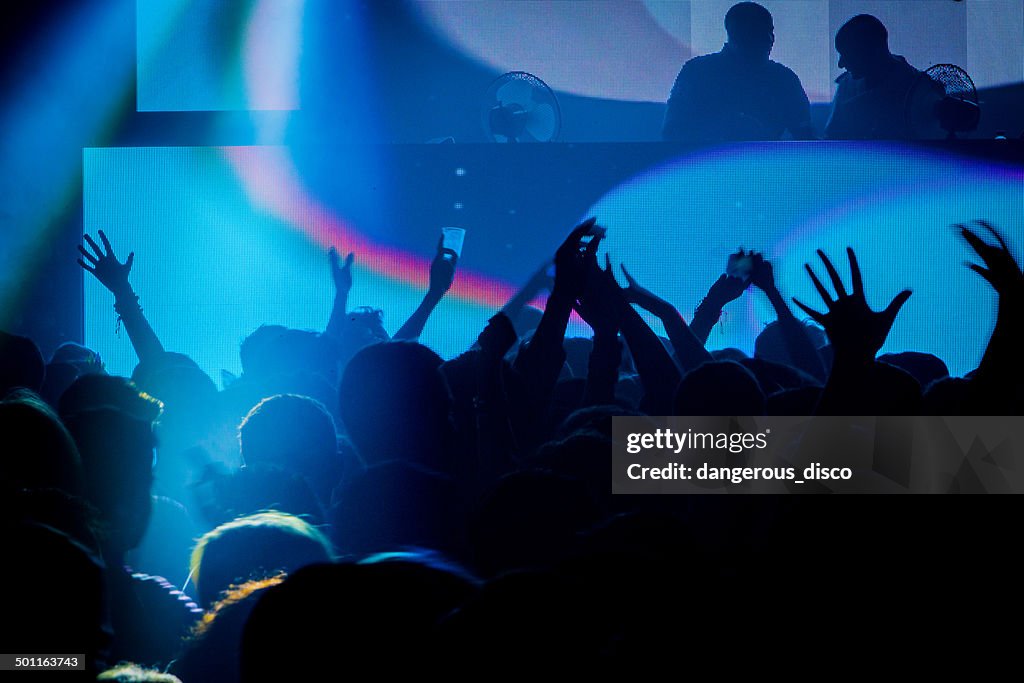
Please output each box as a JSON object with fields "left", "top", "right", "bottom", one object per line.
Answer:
{"left": 85, "top": 143, "right": 1022, "bottom": 381}
{"left": 591, "top": 142, "right": 1023, "bottom": 377}
{"left": 82, "top": 146, "right": 501, "bottom": 380}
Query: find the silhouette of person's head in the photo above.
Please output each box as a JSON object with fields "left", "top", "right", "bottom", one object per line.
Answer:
{"left": 240, "top": 562, "right": 476, "bottom": 679}
{"left": 339, "top": 341, "right": 452, "bottom": 470}
{"left": 50, "top": 341, "right": 104, "bottom": 376}
{"left": 878, "top": 352, "right": 949, "bottom": 390}
{"left": 4, "top": 520, "right": 109, "bottom": 679}
{"left": 835, "top": 14, "right": 891, "bottom": 80}
{"left": 511, "top": 304, "right": 542, "bottom": 337}
{"left": 725, "top": 2, "right": 774, "bottom": 60}
{"left": 58, "top": 373, "right": 163, "bottom": 425}
{"left": 190, "top": 511, "right": 333, "bottom": 608}
{"left": 239, "top": 394, "right": 341, "bottom": 503}
{"left": 240, "top": 326, "right": 338, "bottom": 382}
{"left": 41, "top": 342, "right": 105, "bottom": 407}
{"left": 0, "top": 330, "right": 45, "bottom": 397}
{"left": 197, "top": 462, "right": 326, "bottom": 528}
{"left": 755, "top": 319, "right": 827, "bottom": 366}
{"left": 330, "top": 461, "right": 464, "bottom": 558}
{"left": 239, "top": 325, "right": 289, "bottom": 378}
{"left": 0, "top": 391, "right": 83, "bottom": 496}
{"left": 170, "top": 576, "right": 285, "bottom": 683}
{"left": 739, "top": 357, "right": 818, "bottom": 395}
{"left": 333, "top": 307, "right": 391, "bottom": 367}
{"left": 63, "top": 408, "right": 156, "bottom": 553}
{"left": 674, "top": 360, "right": 767, "bottom": 416}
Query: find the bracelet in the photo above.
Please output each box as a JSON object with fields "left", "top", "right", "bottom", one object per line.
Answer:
{"left": 113, "top": 292, "right": 142, "bottom": 336}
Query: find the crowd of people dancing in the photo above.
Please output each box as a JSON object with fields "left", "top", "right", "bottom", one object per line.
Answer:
{"left": 1, "top": 212, "right": 1020, "bottom": 678}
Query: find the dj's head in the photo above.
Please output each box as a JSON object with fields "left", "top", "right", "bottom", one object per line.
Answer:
{"left": 725, "top": 2, "right": 775, "bottom": 60}
{"left": 836, "top": 14, "right": 891, "bottom": 80}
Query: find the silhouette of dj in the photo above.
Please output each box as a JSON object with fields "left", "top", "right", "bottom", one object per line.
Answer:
{"left": 825, "top": 15, "right": 922, "bottom": 139}
{"left": 662, "top": 2, "right": 814, "bottom": 143}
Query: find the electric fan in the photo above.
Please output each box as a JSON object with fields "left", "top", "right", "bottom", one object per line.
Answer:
{"left": 482, "top": 71, "right": 561, "bottom": 143}
{"left": 905, "top": 64, "right": 981, "bottom": 139}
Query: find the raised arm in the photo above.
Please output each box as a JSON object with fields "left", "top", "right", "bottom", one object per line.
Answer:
{"left": 792, "top": 248, "right": 911, "bottom": 415}
{"left": 574, "top": 255, "right": 624, "bottom": 407}
{"left": 500, "top": 261, "right": 553, "bottom": 325}
{"left": 78, "top": 230, "right": 164, "bottom": 364}
{"left": 615, "top": 295, "right": 682, "bottom": 415}
{"left": 620, "top": 263, "right": 712, "bottom": 373}
{"left": 578, "top": 256, "right": 681, "bottom": 413}
{"left": 325, "top": 248, "right": 355, "bottom": 340}
{"left": 514, "top": 218, "right": 597, "bottom": 402}
{"left": 393, "top": 238, "right": 458, "bottom": 341}
{"left": 690, "top": 273, "right": 747, "bottom": 345}
{"left": 749, "top": 253, "right": 826, "bottom": 382}
{"left": 959, "top": 221, "right": 1023, "bottom": 413}
{"left": 473, "top": 312, "right": 520, "bottom": 480}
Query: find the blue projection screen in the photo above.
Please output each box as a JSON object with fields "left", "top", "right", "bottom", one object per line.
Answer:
{"left": 84, "top": 143, "right": 1022, "bottom": 382}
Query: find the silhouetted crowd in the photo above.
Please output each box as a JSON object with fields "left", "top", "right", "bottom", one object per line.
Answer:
{"left": 1, "top": 215, "right": 1020, "bottom": 681}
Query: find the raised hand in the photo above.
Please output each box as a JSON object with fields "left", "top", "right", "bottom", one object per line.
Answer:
{"left": 329, "top": 248, "right": 355, "bottom": 296}
{"left": 78, "top": 230, "right": 134, "bottom": 297}
{"left": 793, "top": 248, "right": 911, "bottom": 364}
{"left": 690, "top": 253, "right": 751, "bottom": 345}
{"left": 78, "top": 230, "right": 164, "bottom": 362}
{"left": 325, "top": 248, "right": 356, "bottom": 340}
{"left": 747, "top": 250, "right": 825, "bottom": 381}
{"left": 428, "top": 237, "right": 458, "bottom": 300}
{"left": 705, "top": 273, "right": 747, "bottom": 307}
{"left": 749, "top": 252, "right": 775, "bottom": 293}
{"left": 957, "top": 221, "right": 1023, "bottom": 412}
{"left": 620, "top": 262, "right": 711, "bottom": 373}
{"left": 393, "top": 237, "right": 458, "bottom": 341}
{"left": 960, "top": 221, "right": 1023, "bottom": 301}
{"left": 553, "top": 217, "right": 601, "bottom": 300}
{"left": 575, "top": 254, "right": 623, "bottom": 336}
{"left": 620, "top": 263, "right": 671, "bottom": 315}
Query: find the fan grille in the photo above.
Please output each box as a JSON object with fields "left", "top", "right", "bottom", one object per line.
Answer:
{"left": 925, "top": 64, "right": 976, "bottom": 100}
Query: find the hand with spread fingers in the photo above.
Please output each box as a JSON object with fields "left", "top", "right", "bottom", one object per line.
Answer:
{"left": 78, "top": 230, "right": 135, "bottom": 298}
{"left": 793, "top": 247, "right": 911, "bottom": 364}
{"left": 77, "top": 230, "right": 165, "bottom": 362}
{"left": 957, "top": 221, "right": 1023, "bottom": 412}
{"left": 959, "top": 220, "right": 1023, "bottom": 302}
